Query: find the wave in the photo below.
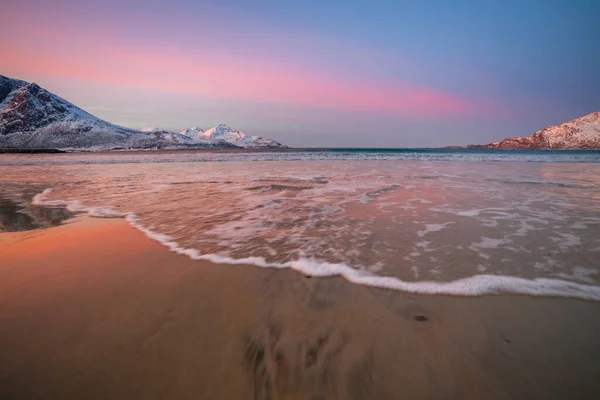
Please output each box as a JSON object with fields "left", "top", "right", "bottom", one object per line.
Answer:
{"left": 360, "top": 184, "right": 402, "bottom": 203}
{"left": 485, "top": 178, "right": 586, "bottom": 189}
{"left": 5, "top": 148, "right": 600, "bottom": 166}
{"left": 253, "top": 176, "right": 329, "bottom": 184}
{"left": 32, "top": 188, "right": 600, "bottom": 301}
{"left": 246, "top": 184, "right": 314, "bottom": 192}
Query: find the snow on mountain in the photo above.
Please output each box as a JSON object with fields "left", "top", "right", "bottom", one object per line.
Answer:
{"left": 179, "top": 126, "right": 205, "bottom": 140}
{"left": 0, "top": 75, "right": 236, "bottom": 151}
{"left": 467, "top": 112, "right": 600, "bottom": 150}
{"left": 182, "top": 124, "right": 287, "bottom": 148}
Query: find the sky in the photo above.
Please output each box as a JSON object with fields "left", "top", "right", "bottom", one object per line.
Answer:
{"left": 2, "top": 0, "right": 599, "bottom": 147}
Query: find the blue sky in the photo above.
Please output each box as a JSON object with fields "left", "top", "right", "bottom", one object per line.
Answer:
{"left": 2, "top": 0, "right": 599, "bottom": 146}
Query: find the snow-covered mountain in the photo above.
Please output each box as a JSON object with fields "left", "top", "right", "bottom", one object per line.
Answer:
{"left": 0, "top": 75, "right": 236, "bottom": 150}
{"left": 179, "top": 126, "right": 205, "bottom": 140}
{"left": 181, "top": 124, "right": 288, "bottom": 148}
{"left": 467, "top": 112, "right": 600, "bottom": 150}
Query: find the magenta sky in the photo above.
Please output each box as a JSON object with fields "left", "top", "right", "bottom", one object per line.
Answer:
{"left": 2, "top": 0, "right": 599, "bottom": 147}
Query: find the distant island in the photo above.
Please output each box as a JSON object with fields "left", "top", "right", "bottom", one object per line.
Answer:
{"left": 451, "top": 112, "right": 600, "bottom": 150}
{"left": 0, "top": 75, "right": 287, "bottom": 151}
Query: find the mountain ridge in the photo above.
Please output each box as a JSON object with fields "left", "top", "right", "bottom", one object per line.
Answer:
{"left": 462, "top": 112, "right": 600, "bottom": 150}
{"left": 0, "top": 75, "right": 285, "bottom": 151}
{"left": 181, "top": 124, "right": 287, "bottom": 148}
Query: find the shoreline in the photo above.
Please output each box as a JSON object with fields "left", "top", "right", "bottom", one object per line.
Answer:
{"left": 3, "top": 147, "right": 600, "bottom": 154}
{"left": 0, "top": 149, "right": 66, "bottom": 154}
{"left": 1, "top": 216, "right": 600, "bottom": 399}
{"left": 31, "top": 189, "right": 600, "bottom": 301}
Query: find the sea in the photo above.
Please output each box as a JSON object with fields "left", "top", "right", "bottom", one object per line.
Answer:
{"left": 2, "top": 148, "right": 600, "bottom": 300}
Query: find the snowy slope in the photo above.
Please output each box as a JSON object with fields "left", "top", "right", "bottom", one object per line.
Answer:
{"left": 179, "top": 126, "right": 205, "bottom": 140}
{"left": 0, "top": 75, "right": 236, "bottom": 150}
{"left": 181, "top": 124, "right": 287, "bottom": 148}
{"left": 468, "top": 112, "right": 600, "bottom": 150}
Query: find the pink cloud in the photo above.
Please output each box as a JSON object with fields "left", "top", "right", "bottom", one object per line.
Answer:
{"left": 1, "top": 6, "right": 504, "bottom": 119}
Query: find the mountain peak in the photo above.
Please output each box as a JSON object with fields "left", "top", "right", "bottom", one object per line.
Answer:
{"left": 208, "top": 124, "right": 234, "bottom": 135}
{"left": 180, "top": 124, "right": 287, "bottom": 148}
{"left": 200, "top": 124, "right": 243, "bottom": 141}
{"left": 577, "top": 111, "right": 600, "bottom": 124}
{"left": 179, "top": 126, "right": 205, "bottom": 140}
{"left": 0, "top": 75, "right": 28, "bottom": 105}
{"left": 0, "top": 75, "right": 28, "bottom": 87}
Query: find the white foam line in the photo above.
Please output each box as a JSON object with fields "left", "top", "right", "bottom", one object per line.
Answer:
{"left": 33, "top": 188, "right": 600, "bottom": 301}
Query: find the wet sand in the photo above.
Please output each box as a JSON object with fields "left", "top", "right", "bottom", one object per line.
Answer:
{"left": 1, "top": 216, "right": 600, "bottom": 399}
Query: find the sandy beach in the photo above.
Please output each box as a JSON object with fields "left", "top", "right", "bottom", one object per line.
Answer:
{"left": 0, "top": 215, "right": 599, "bottom": 399}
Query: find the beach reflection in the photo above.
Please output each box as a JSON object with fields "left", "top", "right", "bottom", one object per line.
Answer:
{"left": 0, "top": 188, "right": 72, "bottom": 232}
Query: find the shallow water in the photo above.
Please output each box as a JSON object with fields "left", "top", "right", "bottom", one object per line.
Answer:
{"left": 2, "top": 149, "right": 600, "bottom": 298}
{"left": 0, "top": 183, "right": 73, "bottom": 232}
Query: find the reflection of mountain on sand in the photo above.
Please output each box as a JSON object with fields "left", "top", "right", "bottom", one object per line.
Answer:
{"left": 1, "top": 216, "right": 600, "bottom": 399}
{"left": 0, "top": 190, "right": 73, "bottom": 232}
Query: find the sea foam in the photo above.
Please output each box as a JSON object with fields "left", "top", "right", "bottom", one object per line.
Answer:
{"left": 32, "top": 188, "right": 600, "bottom": 301}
